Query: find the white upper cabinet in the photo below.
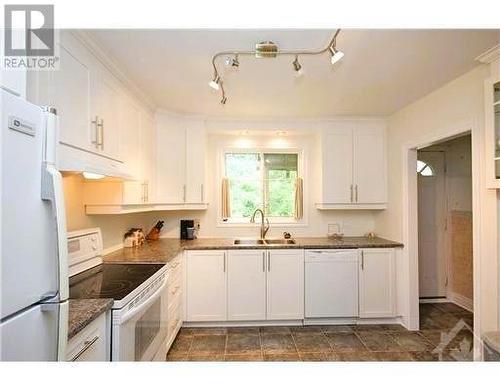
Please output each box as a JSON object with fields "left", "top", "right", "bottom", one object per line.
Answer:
{"left": 185, "top": 120, "right": 207, "bottom": 203}
{"left": 156, "top": 114, "right": 207, "bottom": 207}
{"left": 353, "top": 125, "right": 387, "bottom": 204}
{"left": 317, "top": 120, "right": 387, "bottom": 209}
{"left": 140, "top": 111, "right": 156, "bottom": 203}
{"left": 358, "top": 249, "right": 396, "bottom": 318}
{"left": 120, "top": 95, "right": 142, "bottom": 179}
{"left": 156, "top": 115, "right": 187, "bottom": 203}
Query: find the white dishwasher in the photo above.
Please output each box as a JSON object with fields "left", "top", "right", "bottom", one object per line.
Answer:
{"left": 305, "top": 250, "right": 359, "bottom": 318}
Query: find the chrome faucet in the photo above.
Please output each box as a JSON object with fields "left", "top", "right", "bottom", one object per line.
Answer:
{"left": 250, "top": 208, "right": 270, "bottom": 240}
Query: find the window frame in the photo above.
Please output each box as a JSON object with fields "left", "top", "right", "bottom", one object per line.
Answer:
{"left": 218, "top": 146, "right": 307, "bottom": 227}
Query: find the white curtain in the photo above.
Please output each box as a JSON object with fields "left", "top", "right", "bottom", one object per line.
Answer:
{"left": 294, "top": 177, "right": 303, "bottom": 220}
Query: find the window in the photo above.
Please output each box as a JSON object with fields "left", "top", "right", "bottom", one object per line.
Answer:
{"left": 417, "top": 160, "right": 435, "bottom": 177}
{"left": 223, "top": 151, "right": 300, "bottom": 222}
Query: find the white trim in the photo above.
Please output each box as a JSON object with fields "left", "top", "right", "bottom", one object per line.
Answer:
{"left": 315, "top": 203, "right": 387, "bottom": 210}
{"left": 216, "top": 145, "right": 308, "bottom": 227}
{"left": 401, "top": 120, "right": 484, "bottom": 360}
{"left": 476, "top": 44, "right": 500, "bottom": 64}
{"left": 419, "top": 298, "right": 449, "bottom": 304}
{"left": 449, "top": 292, "right": 474, "bottom": 312}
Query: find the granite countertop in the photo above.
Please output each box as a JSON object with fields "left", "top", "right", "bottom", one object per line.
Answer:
{"left": 103, "top": 236, "right": 403, "bottom": 265}
{"left": 68, "top": 298, "right": 114, "bottom": 340}
{"left": 483, "top": 331, "right": 500, "bottom": 353}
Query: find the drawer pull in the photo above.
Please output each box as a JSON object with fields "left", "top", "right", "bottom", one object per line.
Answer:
{"left": 170, "top": 286, "right": 180, "bottom": 295}
{"left": 70, "top": 335, "right": 99, "bottom": 361}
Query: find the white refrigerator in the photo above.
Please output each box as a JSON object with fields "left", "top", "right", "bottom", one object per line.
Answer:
{"left": 0, "top": 88, "right": 68, "bottom": 361}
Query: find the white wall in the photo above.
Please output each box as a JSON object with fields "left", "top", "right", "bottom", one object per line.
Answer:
{"left": 63, "top": 174, "right": 159, "bottom": 251}
{"left": 374, "top": 65, "right": 498, "bottom": 336}
{"left": 154, "top": 126, "right": 378, "bottom": 238}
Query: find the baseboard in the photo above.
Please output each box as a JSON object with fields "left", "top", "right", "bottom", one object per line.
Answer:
{"left": 183, "top": 320, "right": 303, "bottom": 328}
{"left": 449, "top": 292, "right": 474, "bottom": 312}
{"left": 419, "top": 297, "right": 449, "bottom": 304}
{"left": 304, "top": 317, "right": 403, "bottom": 326}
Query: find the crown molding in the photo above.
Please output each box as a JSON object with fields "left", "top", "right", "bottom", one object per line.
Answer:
{"left": 71, "top": 30, "right": 157, "bottom": 113}
{"left": 476, "top": 44, "right": 500, "bottom": 64}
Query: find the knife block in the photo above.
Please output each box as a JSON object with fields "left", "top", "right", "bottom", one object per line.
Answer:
{"left": 146, "top": 227, "right": 161, "bottom": 241}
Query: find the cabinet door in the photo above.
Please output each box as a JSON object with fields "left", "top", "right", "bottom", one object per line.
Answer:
{"left": 322, "top": 128, "right": 353, "bottom": 204}
{"left": 120, "top": 96, "right": 142, "bottom": 179}
{"left": 52, "top": 42, "right": 96, "bottom": 152}
{"left": 353, "top": 125, "right": 386, "bottom": 204}
{"left": 227, "top": 250, "right": 267, "bottom": 321}
{"left": 359, "top": 249, "right": 396, "bottom": 318}
{"left": 140, "top": 112, "right": 156, "bottom": 203}
{"left": 95, "top": 73, "right": 122, "bottom": 161}
{"left": 266, "top": 250, "right": 304, "bottom": 320}
{"left": 185, "top": 120, "right": 206, "bottom": 203}
{"left": 186, "top": 251, "right": 227, "bottom": 321}
{"left": 156, "top": 119, "right": 186, "bottom": 203}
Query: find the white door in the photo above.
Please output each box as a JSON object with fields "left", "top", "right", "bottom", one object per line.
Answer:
{"left": 185, "top": 120, "right": 206, "bottom": 203}
{"left": 95, "top": 72, "right": 122, "bottom": 161}
{"left": 353, "top": 126, "right": 386, "bottom": 204}
{"left": 156, "top": 121, "right": 186, "bottom": 203}
{"left": 186, "top": 251, "right": 227, "bottom": 321}
{"left": 52, "top": 42, "right": 95, "bottom": 152}
{"left": 227, "top": 250, "right": 267, "bottom": 320}
{"left": 305, "top": 250, "right": 359, "bottom": 318}
{"left": 418, "top": 151, "right": 447, "bottom": 298}
{"left": 322, "top": 128, "right": 353, "bottom": 204}
{"left": 359, "top": 249, "right": 396, "bottom": 318}
{"left": 266, "top": 250, "right": 304, "bottom": 320}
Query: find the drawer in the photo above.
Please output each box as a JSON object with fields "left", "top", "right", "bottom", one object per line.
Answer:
{"left": 66, "top": 312, "right": 108, "bottom": 361}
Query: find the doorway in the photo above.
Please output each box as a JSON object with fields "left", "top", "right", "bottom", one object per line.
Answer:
{"left": 416, "top": 134, "right": 474, "bottom": 360}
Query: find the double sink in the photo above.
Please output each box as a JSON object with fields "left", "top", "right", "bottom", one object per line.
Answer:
{"left": 233, "top": 238, "right": 296, "bottom": 246}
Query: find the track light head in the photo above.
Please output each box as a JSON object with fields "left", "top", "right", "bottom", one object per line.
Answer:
{"left": 226, "top": 54, "right": 239, "bottom": 68}
{"left": 329, "top": 46, "right": 344, "bottom": 65}
{"left": 209, "top": 74, "right": 221, "bottom": 90}
{"left": 220, "top": 96, "right": 227, "bottom": 104}
{"left": 292, "top": 55, "right": 303, "bottom": 74}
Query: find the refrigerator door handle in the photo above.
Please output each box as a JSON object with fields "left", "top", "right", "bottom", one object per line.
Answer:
{"left": 41, "top": 164, "right": 69, "bottom": 301}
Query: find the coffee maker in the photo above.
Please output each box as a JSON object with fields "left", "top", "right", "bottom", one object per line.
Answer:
{"left": 180, "top": 219, "right": 196, "bottom": 240}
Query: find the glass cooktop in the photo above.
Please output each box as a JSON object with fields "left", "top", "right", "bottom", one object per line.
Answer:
{"left": 69, "top": 263, "right": 164, "bottom": 300}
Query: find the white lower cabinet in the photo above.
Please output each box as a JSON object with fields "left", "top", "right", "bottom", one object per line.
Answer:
{"left": 227, "top": 250, "right": 267, "bottom": 321}
{"left": 266, "top": 250, "right": 304, "bottom": 320}
{"left": 358, "top": 248, "right": 396, "bottom": 318}
{"left": 186, "top": 251, "right": 227, "bottom": 322}
{"left": 66, "top": 312, "right": 110, "bottom": 361}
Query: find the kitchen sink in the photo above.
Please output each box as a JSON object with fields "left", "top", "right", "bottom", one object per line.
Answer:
{"left": 233, "top": 238, "right": 296, "bottom": 245}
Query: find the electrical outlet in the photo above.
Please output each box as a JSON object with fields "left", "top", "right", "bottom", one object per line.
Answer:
{"left": 194, "top": 219, "right": 201, "bottom": 230}
{"left": 328, "top": 222, "right": 343, "bottom": 235}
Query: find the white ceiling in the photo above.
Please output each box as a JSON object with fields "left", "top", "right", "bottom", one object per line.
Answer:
{"left": 87, "top": 29, "right": 499, "bottom": 117}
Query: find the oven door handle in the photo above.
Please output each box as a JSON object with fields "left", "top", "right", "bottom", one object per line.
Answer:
{"left": 119, "top": 276, "right": 168, "bottom": 324}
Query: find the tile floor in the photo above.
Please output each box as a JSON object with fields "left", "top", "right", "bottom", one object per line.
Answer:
{"left": 166, "top": 302, "right": 474, "bottom": 361}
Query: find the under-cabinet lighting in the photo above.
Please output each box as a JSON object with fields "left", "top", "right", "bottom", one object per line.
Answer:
{"left": 82, "top": 172, "right": 105, "bottom": 180}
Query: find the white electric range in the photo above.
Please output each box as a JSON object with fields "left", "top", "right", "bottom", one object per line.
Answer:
{"left": 68, "top": 228, "right": 169, "bottom": 361}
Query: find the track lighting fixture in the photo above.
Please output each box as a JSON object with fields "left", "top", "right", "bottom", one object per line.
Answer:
{"left": 209, "top": 74, "right": 221, "bottom": 90}
{"left": 292, "top": 55, "right": 303, "bottom": 76}
{"left": 208, "top": 29, "right": 343, "bottom": 104}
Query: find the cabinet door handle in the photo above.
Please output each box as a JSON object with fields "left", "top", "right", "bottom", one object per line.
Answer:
{"left": 70, "top": 335, "right": 99, "bottom": 361}
{"left": 267, "top": 252, "right": 270, "bottom": 272}
{"left": 183, "top": 185, "right": 186, "bottom": 202}
{"left": 262, "top": 252, "right": 266, "bottom": 272}
{"left": 201, "top": 184, "right": 204, "bottom": 202}
{"left": 223, "top": 253, "right": 226, "bottom": 273}
{"left": 350, "top": 184, "right": 353, "bottom": 203}
{"left": 355, "top": 185, "right": 358, "bottom": 203}
{"left": 145, "top": 182, "right": 148, "bottom": 203}
{"left": 97, "top": 118, "right": 104, "bottom": 150}
{"left": 91, "top": 116, "right": 99, "bottom": 147}
{"left": 361, "top": 251, "right": 364, "bottom": 270}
